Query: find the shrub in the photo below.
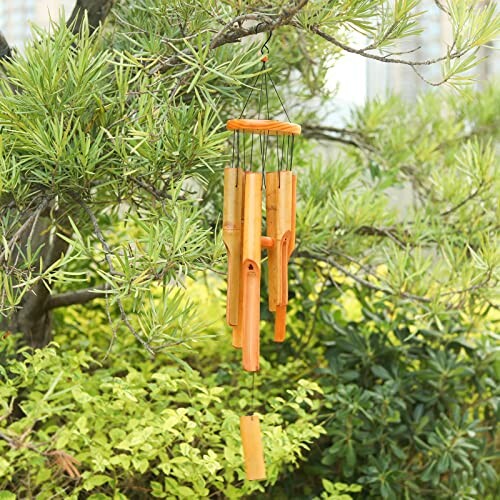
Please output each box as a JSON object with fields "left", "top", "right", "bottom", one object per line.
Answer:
{"left": 268, "top": 264, "right": 499, "bottom": 500}
{"left": 0, "top": 331, "right": 324, "bottom": 498}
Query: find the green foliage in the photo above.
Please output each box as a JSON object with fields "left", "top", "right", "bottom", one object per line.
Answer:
{"left": 1, "top": 0, "right": 499, "bottom": 350}
{"left": 254, "top": 255, "right": 498, "bottom": 499}
{"left": 0, "top": 1, "right": 498, "bottom": 499}
{"left": 318, "top": 479, "right": 362, "bottom": 500}
{"left": 0, "top": 24, "right": 113, "bottom": 200}
{"left": 296, "top": 84, "right": 499, "bottom": 322}
{"left": 315, "top": 290, "right": 498, "bottom": 499}
{"left": 0, "top": 331, "right": 324, "bottom": 498}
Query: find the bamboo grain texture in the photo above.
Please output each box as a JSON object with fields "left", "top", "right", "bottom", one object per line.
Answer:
{"left": 223, "top": 168, "right": 245, "bottom": 328}
{"left": 240, "top": 415, "right": 266, "bottom": 481}
{"left": 241, "top": 172, "right": 262, "bottom": 372}
{"left": 227, "top": 118, "right": 301, "bottom": 136}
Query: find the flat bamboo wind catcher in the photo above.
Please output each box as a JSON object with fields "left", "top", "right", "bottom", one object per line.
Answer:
{"left": 222, "top": 34, "right": 301, "bottom": 482}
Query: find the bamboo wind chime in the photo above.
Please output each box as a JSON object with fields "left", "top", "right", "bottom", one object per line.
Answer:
{"left": 222, "top": 35, "right": 301, "bottom": 481}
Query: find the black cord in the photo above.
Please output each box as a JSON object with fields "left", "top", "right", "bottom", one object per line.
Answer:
{"left": 239, "top": 72, "right": 261, "bottom": 119}
{"left": 251, "top": 372, "right": 256, "bottom": 414}
{"left": 268, "top": 72, "right": 291, "bottom": 122}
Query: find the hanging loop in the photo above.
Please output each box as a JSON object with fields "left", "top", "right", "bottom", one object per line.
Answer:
{"left": 261, "top": 31, "right": 272, "bottom": 55}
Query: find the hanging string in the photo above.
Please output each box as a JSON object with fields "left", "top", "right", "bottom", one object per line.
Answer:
{"left": 250, "top": 134, "right": 254, "bottom": 170}
{"left": 232, "top": 131, "right": 238, "bottom": 187}
{"left": 236, "top": 130, "right": 239, "bottom": 166}
{"left": 258, "top": 39, "right": 270, "bottom": 188}
{"left": 251, "top": 372, "right": 256, "bottom": 414}
{"left": 285, "top": 135, "right": 291, "bottom": 171}
{"left": 233, "top": 30, "right": 297, "bottom": 185}
{"left": 268, "top": 71, "right": 291, "bottom": 123}
{"left": 264, "top": 70, "right": 270, "bottom": 120}
{"left": 239, "top": 71, "right": 262, "bottom": 120}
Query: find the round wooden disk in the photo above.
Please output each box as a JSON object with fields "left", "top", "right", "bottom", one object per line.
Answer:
{"left": 227, "top": 119, "right": 301, "bottom": 136}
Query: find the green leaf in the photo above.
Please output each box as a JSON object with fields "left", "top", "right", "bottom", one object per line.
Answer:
{"left": 0, "top": 492, "right": 16, "bottom": 500}
{"left": 83, "top": 474, "right": 112, "bottom": 491}
{"left": 371, "top": 365, "right": 392, "bottom": 380}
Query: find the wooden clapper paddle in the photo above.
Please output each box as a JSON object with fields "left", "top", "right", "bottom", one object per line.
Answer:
{"left": 222, "top": 36, "right": 301, "bottom": 481}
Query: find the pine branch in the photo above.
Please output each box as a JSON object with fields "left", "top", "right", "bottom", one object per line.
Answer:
{"left": 298, "top": 251, "right": 496, "bottom": 308}
{"left": 298, "top": 250, "right": 432, "bottom": 304}
{"left": 434, "top": 0, "right": 451, "bottom": 16}
{"left": 306, "top": 24, "right": 468, "bottom": 68}
{"left": 46, "top": 284, "right": 111, "bottom": 310}
{"left": 301, "top": 124, "right": 376, "bottom": 152}
{"left": 209, "top": 0, "right": 309, "bottom": 49}
{"left": 0, "top": 198, "right": 51, "bottom": 265}
{"left": 80, "top": 201, "right": 155, "bottom": 356}
{"left": 440, "top": 182, "right": 485, "bottom": 217}
{"left": 150, "top": 0, "right": 309, "bottom": 74}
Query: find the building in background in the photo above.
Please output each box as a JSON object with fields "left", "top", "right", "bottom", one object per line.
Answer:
{"left": 0, "top": 0, "right": 73, "bottom": 50}
{"left": 366, "top": 0, "right": 499, "bottom": 100}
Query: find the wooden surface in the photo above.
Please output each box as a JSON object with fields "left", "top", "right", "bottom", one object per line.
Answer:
{"left": 290, "top": 174, "right": 297, "bottom": 253}
{"left": 266, "top": 171, "right": 293, "bottom": 312}
{"left": 275, "top": 304, "right": 287, "bottom": 343}
{"left": 242, "top": 173, "right": 262, "bottom": 264}
{"left": 227, "top": 119, "right": 301, "bottom": 136}
{"left": 223, "top": 168, "right": 245, "bottom": 327}
{"left": 241, "top": 173, "right": 262, "bottom": 372}
{"left": 241, "top": 261, "right": 261, "bottom": 371}
{"left": 240, "top": 415, "right": 266, "bottom": 481}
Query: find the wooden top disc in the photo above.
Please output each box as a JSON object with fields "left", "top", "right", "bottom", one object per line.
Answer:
{"left": 227, "top": 119, "right": 301, "bottom": 136}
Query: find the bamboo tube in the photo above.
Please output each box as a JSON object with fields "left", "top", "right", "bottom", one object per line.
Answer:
{"left": 266, "top": 171, "right": 293, "bottom": 312}
{"left": 290, "top": 173, "right": 297, "bottom": 255}
{"left": 240, "top": 415, "right": 266, "bottom": 481}
{"left": 232, "top": 325, "right": 243, "bottom": 349}
{"left": 232, "top": 171, "right": 246, "bottom": 349}
{"left": 241, "top": 262, "right": 260, "bottom": 370}
{"left": 223, "top": 168, "right": 245, "bottom": 328}
{"left": 241, "top": 172, "right": 262, "bottom": 372}
{"left": 279, "top": 232, "right": 290, "bottom": 307}
{"left": 266, "top": 173, "right": 278, "bottom": 312}
{"left": 274, "top": 304, "right": 287, "bottom": 343}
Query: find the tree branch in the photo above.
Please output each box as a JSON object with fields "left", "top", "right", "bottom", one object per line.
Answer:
{"left": 0, "top": 32, "right": 12, "bottom": 61}
{"left": 306, "top": 24, "right": 468, "bottom": 68}
{"left": 440, "top": 182, "right": 485, "bottom": 217}
{"left": 150, "top": 0, "right": 309, "bottom": 74}
{"left": 301, "top": 124, "right": 377, "bottom": 152}
{"left": 0, "top": 430, "right": 81, "bottom": 478}
{"left": 297, "top": 250, "right": 432, "bottom": 303}
{"left": 210, "top": 0, "right": 309, "bottom": 49}
{"left": 67, "top": 0, "right": 114, "bottom": 35}
{"left": 434, "top": 0, "right": 450, "bottom": 16}
{"left": 80, "top": 201, "right": 121, "bottom": 277}
{"left": 298, "top": 250, "right": 495, "bottom": 308}
{"left": 46, "top": 284, "right": 111, "bottom": 310}
{"left": 80, "top": 201, "right": 155, "bottom": 356}
{"left": 0, "top": 198, "right": 51, "bottom": 265}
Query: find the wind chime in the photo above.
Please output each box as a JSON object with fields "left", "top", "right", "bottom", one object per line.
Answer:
{"left": 223, "top": 34, "right": 301, "bottom": 481}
